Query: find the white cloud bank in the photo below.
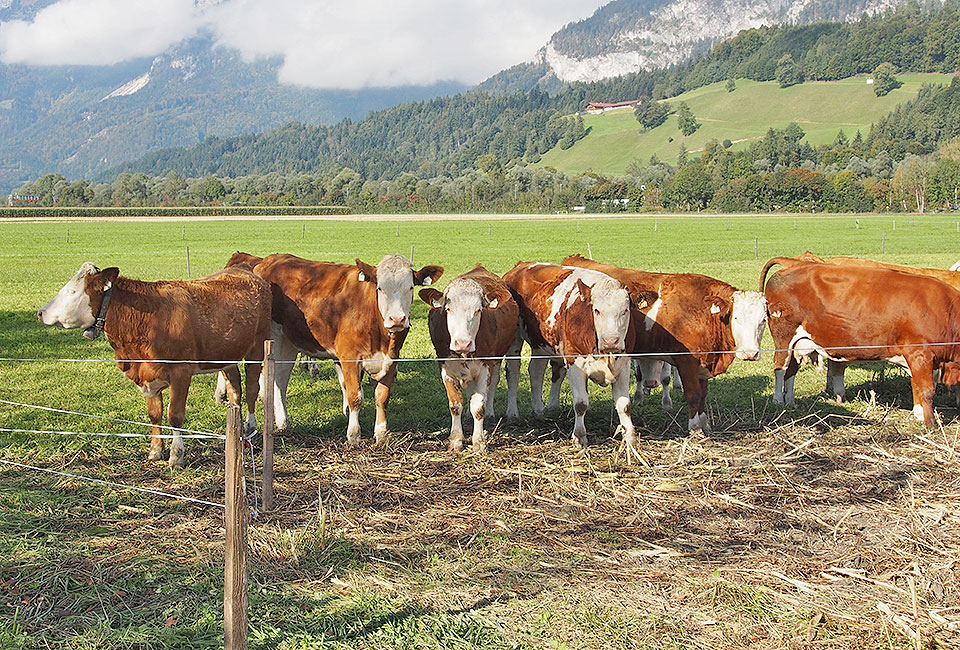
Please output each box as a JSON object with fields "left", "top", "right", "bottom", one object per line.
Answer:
{"left": 0, "top": 0, "right": 606, "bottom": 88}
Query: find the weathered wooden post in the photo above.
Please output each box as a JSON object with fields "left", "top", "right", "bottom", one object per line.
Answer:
{"left": 261, "top": 340, "right": 275, "bottom": 512}
{"left": 224, "top": 405, "right": 249, "bottom": 650}
{"left": 186, "top": 246, "right": 191, "bottom": 279}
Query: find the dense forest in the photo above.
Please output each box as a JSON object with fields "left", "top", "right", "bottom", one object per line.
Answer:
{"left": 11, "top": 2, "right": 960, "bottom": 215}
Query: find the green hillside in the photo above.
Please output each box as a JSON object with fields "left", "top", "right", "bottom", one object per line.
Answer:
{"left": 539, "top": 73, "right": 955, "bottom": 175}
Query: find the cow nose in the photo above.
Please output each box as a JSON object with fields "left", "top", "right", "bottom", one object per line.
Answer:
{"left": 37, "top": 310, "right": 43, "bottom": 321}
{"left": 643, "top": 379, "right": 659, "bottom": 389}
{"left": 738, "top": 349, "right": 761, "bottom": 361}
{"left": 600, "top": 336, "right": 622, "bottom": 351}
{"left": 385, "top": 315, "right": 408, "bottom": 330}
{"left": 451, "top": 339, "right": 473, "bottom": 353}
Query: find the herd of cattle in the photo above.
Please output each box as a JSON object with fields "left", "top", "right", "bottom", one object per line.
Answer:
{"left": 36, "top": 250, "right": 960, "bottom": 467}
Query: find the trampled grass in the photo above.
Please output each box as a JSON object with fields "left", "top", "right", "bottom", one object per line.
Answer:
{"left": 1, "top": 214, "right": 959, "bottom": 649}
{"left": 538, "top": 73, "right": 956, "bottom": 175}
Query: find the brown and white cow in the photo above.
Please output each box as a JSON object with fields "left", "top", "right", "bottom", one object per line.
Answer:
{"left": 563, "top": 255, "right": 768, "bottom": 434}
{"left": 502, "top": 262, "right": 637, "bottom": 448}
{"left": 761, "top": 257, "right": 960, "bottom": 426}
{"left": 419, "top": 264, "right": 518, "bottom": 453}
{"left": 240, "top": 253, "right": 443, "bottom": 445}
{"left": 780, "top": 253, "right": 960, "bottom": 402}
{"left": 38, "top": 263, "right": 271, "bottom": 466}
{"left": 634, "top": 359, "right": 682, "bottom": 410}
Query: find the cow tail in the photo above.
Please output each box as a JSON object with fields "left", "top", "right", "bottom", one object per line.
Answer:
{"left": 759, "top": 257, "right": 804, "bottom": 291}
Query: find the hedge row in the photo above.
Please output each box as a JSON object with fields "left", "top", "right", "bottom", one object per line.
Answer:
{"left": 0, "top": 206, "right": 352, "bottom": 218}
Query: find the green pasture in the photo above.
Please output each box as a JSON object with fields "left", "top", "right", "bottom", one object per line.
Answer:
{"left": 539, "top": 73, "right": 955, "bottom": 175}
{"left": 1, "top": 214, "right": 959, "bottom": 649}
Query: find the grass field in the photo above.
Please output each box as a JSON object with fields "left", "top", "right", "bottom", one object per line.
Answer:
{"left": 538, "top": 74, "right": 956, "bottom": 176}
{"left": 2, "top": 214, "right": 960, "bottom": 649}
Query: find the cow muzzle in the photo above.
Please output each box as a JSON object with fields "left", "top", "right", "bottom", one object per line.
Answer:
{"left": 737, "top": 349, "right": 761, "bottom": 361}
{"left": 599, "top": 336, "right": 624, "bottom": 353}
{"left": 450, "top": 339, "right": 475, "bottom": 354}
{"left": 384, "top": 316, "right": 409, "bottom": 333}
{"left": 642, "top": 379, "right": 659, "bottom": 389}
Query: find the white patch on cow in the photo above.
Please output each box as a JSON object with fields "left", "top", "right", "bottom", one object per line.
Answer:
{"left": 644, "top": 286, "right": 663, "bottom": 331}
{"left": 139, "top": 379, "right": 168, "bottom": 398}
{"left": 789, "top": 326, "right": 831, "bottom": 363}
{"left": 950, "top": 260, "right": 960, "bottom": 272}
{"left": 710, "top": 303, "right": 720, "bottom": 314}
{"left": 886, "top": 355, "right": 909, "bottom": 368}
{"left": 38, "top": 262, "right": 98, "bottom": 330}
{"left": 372, "top": 254, "right": 417, "bottom": 332}
{"left": 913, "top": 404, "right": 925, "bottom": 422}
{"left": 589, "top": 277, "right": 631, "bottom": 352}
{"left": 731, "top": 290, "right": 767, "bottom": 361}
{"left": 362, "top": 351, "right": 392, "bottom": 381}
{"left": 546, "top": 267, "right": 612, "bottom": 328}
{"left": 572, "top": 353, "right": 628, "bottom": 387}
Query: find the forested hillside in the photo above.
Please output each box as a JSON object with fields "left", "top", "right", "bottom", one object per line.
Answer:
{"left": 112, "top": 2, "right": 960, "bottom": 184}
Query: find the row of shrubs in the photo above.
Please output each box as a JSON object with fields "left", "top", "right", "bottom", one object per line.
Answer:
{"left": 0, "top": 205, "right": 351, "bottom": 218}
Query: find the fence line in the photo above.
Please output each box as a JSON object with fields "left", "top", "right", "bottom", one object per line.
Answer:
{"left": 2, "top": 340, "right": 960, "bottom": 366}
{"left": 0, "top": 427, "right": 225, "bottom": 440}
{"left": 0, "top": 399, "right": 215, "bottom": 436}
{"left": 0, "top": 458, "right": 225, "bottom": 509}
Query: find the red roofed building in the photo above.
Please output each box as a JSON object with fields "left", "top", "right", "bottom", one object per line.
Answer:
{"left": 584, "top": 100, "right": 639, "bottom": 114}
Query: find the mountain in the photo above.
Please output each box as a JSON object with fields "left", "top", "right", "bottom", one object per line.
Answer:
{"left": 0, "top": 4, "right": 464, "bottom": 193}
{"left": 479, "top": 0, "right": 910, "bottom": 93}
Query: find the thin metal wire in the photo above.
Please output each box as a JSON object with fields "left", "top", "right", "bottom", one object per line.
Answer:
{"left": 2, "top": 340, "right": 960, "bottom": 365}
{"left": 0, "top": 399, "right": 214, "bottom": 436}
{"left": 0, "top": 427, "right": 225, "bottom": 440}
{"left": 0, "top": 458, "right": 225, "bottom": 509}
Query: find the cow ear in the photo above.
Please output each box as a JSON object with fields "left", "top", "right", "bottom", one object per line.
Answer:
{"left": 89, "top": 267, "right": 119, "bottom": 291}
{"left": 418, "top": 288, "right": 443, "bottom": 309}
{"left": 706, "top": 295, "right": 731, "bottom": 319}
{"left": 634, "top": 290, "right": 658, "bottom": 309}
{"left": 355, "top": 259, "right": 377, "bottom": 283}
{"left": 414, "top": 265, "right": 444, "bottom": 286}
{"left": 574, "top": 278, "right": 591, "bottom": 303}
{"left": 485, "top": 287, "right": 511, "bottom": 310}
{"left": 942, "top": 361, "right": 960, "bottom": 386}
{"left": 767, "top": 300, "right": 786, "bottom": 319}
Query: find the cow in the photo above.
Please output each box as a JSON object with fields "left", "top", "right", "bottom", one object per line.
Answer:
{"left": 563, "top": 255, "right": 768, "bottom": 434}
{"left": 238, "top": 253, "right": 443, "bottom": 445}
{"left": 783, "top": 253, "right": 960, "bottom": 403}
{"left": 634, "top": 359, "right": 682, "bottom": 410}
{"left": 38, "top": 263, "right": 271, "bottom": 467}
{"left": 419, "top": 264, "right": 518, "bottom": 452}
{"left": 761, "top": 257, "right": 960, "bottom": 427}
{"left": 502, "top": 262, "right": 637, "bottom": 448}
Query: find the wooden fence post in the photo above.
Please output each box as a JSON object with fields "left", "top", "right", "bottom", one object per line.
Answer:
{"left": 261, "top": 340, "right": 275, "bottom": 512}
{"left": 224, "top": 405, "right": 249, "bottom": 650}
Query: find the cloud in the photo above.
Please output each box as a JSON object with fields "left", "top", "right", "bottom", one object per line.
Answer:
{"left": 0, "top": 0, "right": 606, "bottom": 87}
{"left": 0, "top": 0, "right": 202, "bottom": 66}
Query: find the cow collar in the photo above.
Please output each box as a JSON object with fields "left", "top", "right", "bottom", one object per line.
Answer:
{"left": 82, "top": 282, "right": 113, "bottom": 340}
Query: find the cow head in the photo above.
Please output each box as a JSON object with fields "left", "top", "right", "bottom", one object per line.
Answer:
{"left": 357, "top": 255, "right": 443, "bottom": 333}
{"left": 420, "top": 278, "right": 508, "bottom": 354}
{"left": 581, "top": 277, "right": 631, "bottom": 354}
{"left": 637, "top": 358, "right": 666, "bottom": 389}
{"left": 38, "top": 263, "right": 119, "bottom": 338}
{"left": 720, "top": 290, "right": 768, "bottom": 361}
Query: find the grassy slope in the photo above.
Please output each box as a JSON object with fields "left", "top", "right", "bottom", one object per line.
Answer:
{"left": 1, "top": 215, "right": 959, "bottom": 648}
{"left": 539, "top": 73, "right": 955, "bottom": 175}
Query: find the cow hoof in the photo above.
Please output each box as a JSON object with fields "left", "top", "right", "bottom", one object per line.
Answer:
{"left": 505, "top": 407, "right": 519, "bottom": 419}
{"left": 168, "top": 454, "right": 185, "bottom": 468}
{"left": 345, "top": 435, "right": 362, "bottom": 448}
{"left": 473, "top": 442, "right": 488, "bottom": 454}
{"left": 572, "top": 433, "right": 588, "bottom": 449}
{"left": 448, "top": 439, "right": 463, "bottom": 452}
{"left": 148, "top": 448, "right": 165, "bottom": 461}
{"left": 374, "top": 426, "right": 388, "bottom": 445}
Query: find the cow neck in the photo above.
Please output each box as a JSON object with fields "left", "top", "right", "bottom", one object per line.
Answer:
{"left": 82, "top": 281, "right": 114, "bottom": 341}
{"left": 96, "top": 277, "right": 135, "bottom": 345}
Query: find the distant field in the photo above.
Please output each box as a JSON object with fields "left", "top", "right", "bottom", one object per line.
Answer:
{"left": 539, "top": 73, "right": 955, "bottom": 176}
{"left": 2, "top": 215, "right": 959, "bottom": 649}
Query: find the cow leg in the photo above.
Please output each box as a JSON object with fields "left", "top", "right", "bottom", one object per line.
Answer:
{"left": 469, "top": 365, "right": 491, "bottom": 453}
{"left": 334, "top": 363, "right": 349, "bottom": 416}
{"left": 660, "top": 368, "right": 673, "bottom": 411}
{"left": 529, "top": 352, "right": 549, "bottom": 417}
{"left": 826, "top": 360, "right": 846, "bottom": 402}
{"left": 339, "top": 361, "right": 364, "bottom": 446}
{"left": 676, "top": 359, "right": 705, "bottom": 434}
{"left": 546, "top": 359, "right": 566, "bottom": 410}
{"left": 612, "top": 364, "right": 636, "bottom": 448}
{"left": 633, "top": 360, "right": 645, "bottom": 404}
{"left": 270, "top": 331, "right": 299, "bottom": 431}
{"left": 213, "top": 371, "right": 229, "bottom": 405}
{"left": 505, "top": 337, "right": 522, "bottom": 419}
{"left": 373, "top": 362, "right": 397, "bottom": 444}
{"left": 907, "top": 354, "right": 936, "bottom": 427}
{"left": 166, "top": 375, "right": 191, "bottom": 468}
{"left": 441, "top": 365, "right": 465, "bottom": 451}
{"left": 566, "top": 364, "right": 590, "bottom": 448}
{"left": 485, "top": 361, "right": 501, "bottom": 419}
{"left": 243, "top": 359, "right": 262, "bottom": 434}
{"left": 697, "top": 377, "right": 711, "bottom": 433}
{"left": 146, "top": 392, "right": 165, "bottom": 461}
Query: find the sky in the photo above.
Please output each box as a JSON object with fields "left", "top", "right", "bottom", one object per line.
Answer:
{"left": 0, "top": 0, "right": 609, "bottom": 88}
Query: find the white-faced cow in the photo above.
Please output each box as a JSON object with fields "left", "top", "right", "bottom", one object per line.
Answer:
{"left": 634, "top": 359, "right": 682, "bottom": 410}
{"left": 502, "top": 262, "right": 637, "bottom": 448}
{"left": 419, "top": 264, "right": 518, "bottom": 452}
{"left": 38, "top": 263, "right": 271, "bottom": 466}
{"left": 563, "top": 255, "right": 768, "bottom": 434}
{"left": 235, "top": 253, "right": 443, "bottom": 445}
{"left": 761, "top": 256, "right": 960, "bottom": 427}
